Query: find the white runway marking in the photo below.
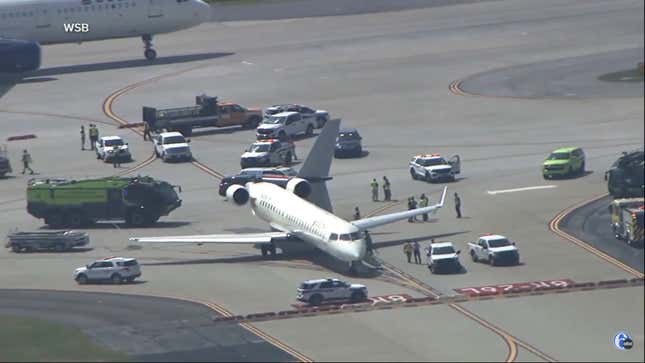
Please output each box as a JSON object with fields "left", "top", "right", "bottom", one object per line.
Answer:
{"left": 241, "top": 60, "right": 255, "bottom": 65}
{"left": 487, "top": 185, "right": 557, "bottom": 195}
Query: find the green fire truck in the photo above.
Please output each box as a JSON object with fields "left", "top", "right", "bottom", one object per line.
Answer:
{"left": 605, "top": 150, "right": 644, "bottom": 198}
{"left": 27, "top": 176, "right": 182, "bottom": 228}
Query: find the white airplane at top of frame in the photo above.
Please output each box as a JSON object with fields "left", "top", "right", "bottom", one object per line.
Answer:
{"left": 0, "top": 0, "right": 210, "bottom": 72}
{"left": 130, "top": 119, "right": 448, "bottom": 275}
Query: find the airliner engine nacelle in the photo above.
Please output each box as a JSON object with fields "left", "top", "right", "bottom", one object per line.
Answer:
{"left": 286, "top": 178, "right": 311, "bottom": 198}
{"left": 226, "top": 185, "right": 249, "bottom": 205}
{"left": 0, "top": 40, "right": 41, "bottom": 73}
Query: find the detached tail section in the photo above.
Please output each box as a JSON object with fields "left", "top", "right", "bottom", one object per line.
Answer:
{"left": 297, "top": 118, "right": 341, "bottom": 212}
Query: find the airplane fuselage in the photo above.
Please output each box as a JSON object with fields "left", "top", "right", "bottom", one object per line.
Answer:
{"left": 247, "top": 182, "right": 367, "bottom": 263}
{"left": 0, "top": 0, "right": 208, "bottom": 44}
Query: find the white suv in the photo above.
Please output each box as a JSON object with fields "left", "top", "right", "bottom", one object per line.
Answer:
{"left": 74, "top": 257, "right": 141, "bottom": 284}
{"left": 153, "top": 132, "right": 192, "bottom": 162}
{"left": 256, "top": 111, "right": 316, "bottom": 140}
{"left": 297, "top": 278, "right": 368, "bottom": 306}
{"left": 96, "top": 136, "right": 132, "bottom": 162}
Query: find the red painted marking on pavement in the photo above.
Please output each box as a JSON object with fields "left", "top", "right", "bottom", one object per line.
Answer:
{"left": 455, "top": 279, "right": 575, "bottom": 296}
{"left": 7, "top": 134, "right": 37, "bottom": 141}
{"left": 291, "top": 293, "right": 413, "bottom": 309}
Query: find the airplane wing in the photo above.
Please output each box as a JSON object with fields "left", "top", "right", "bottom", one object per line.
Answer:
{"left": 351, "top": 187, "right": 447, "bottom": 230}
{"left": 130, "top": 232, "right": 288, "bottom": 244}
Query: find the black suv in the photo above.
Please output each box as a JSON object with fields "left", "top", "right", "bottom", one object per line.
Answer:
{"left": 334, "top": 128, "right": 363, "bottom": 158}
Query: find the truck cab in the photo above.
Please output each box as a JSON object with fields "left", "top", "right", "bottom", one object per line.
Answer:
{"left": 153, "top": 132, "right": 192, "bottom": 162}
{"left": 240, "top": 139, "right": 295, "bottom": 169}
{"left": 256, "top": 111, "right": 316, "bottom": 140}
{"left": 468, "top": 234, "right": 520, "bottom": 266}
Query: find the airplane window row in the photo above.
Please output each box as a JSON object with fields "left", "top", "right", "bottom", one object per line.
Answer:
{"left": 0, "top": 2, "right": 136, "bottom": 19}
{"left": 259, "top": 199, "right": 324, "bottom": 238}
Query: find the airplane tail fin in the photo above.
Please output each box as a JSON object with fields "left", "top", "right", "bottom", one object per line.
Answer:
{"left": 297, "top": 118, "right": 341, "bottom": 212}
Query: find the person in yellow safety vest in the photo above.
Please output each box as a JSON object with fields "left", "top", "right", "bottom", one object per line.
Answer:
{"left": 419, "top": 193, "right": 429, "bottom": 222}
{"left": 89, "top": 124, "right": 99, "bottom": 150}
{"left": 403, "top": 242, "right": 413, "bottom": 263}
{"left": 370, "top": 178, "right": 379, "bottom": 201}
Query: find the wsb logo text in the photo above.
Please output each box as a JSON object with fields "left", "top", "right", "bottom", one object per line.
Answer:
{"left": 63, "top": 23, "right": 90, "bottom": 33}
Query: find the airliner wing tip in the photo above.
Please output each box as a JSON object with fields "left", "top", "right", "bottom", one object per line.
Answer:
{"left": 439, "top": 186, "right": 448, "bottom": 207}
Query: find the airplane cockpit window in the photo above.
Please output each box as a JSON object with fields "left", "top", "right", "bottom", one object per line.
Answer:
{"left": 329, "top": 233, "right": 338, "bottom": 240}
{"left": 339, "top": 234, "right": 351, "bottom": 241}
{"left": 350, "top": 232, "right": 361, "bottom": 240}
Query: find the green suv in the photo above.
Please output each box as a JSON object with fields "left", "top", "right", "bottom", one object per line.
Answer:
{"left": 542, "top": 147, "right": 586, "bottom": 178}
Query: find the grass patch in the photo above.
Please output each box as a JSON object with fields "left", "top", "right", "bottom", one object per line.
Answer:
{"left": 0, "top": 315, "right": 130, "bottom": 362}
{"left": 598, "top": 67, "right": 644, "bottom": 82}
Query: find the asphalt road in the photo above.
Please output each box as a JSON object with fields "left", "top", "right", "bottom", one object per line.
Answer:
{"left": 559, "top": 195, "right": 644, "bottom": 273}
{"left": 0, "top": 289, "right": 295, "bottom": 362}
{"left": 0, "top": 0, "right": 643, "bottom": 361}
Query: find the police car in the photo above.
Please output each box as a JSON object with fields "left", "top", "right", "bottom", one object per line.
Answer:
{"left": 409, "top": 153, "right": 460, "bottom": 182}
{"left": 264, "top": 104, "right": 330, "bottom": 128}
{"left": 427, "top": 242, "right": 462, "bottom": 274}
{"left": 95, "top": 136, "right": 132, "bottom": 162}
{"left": 240, "top": 139, "right": 295, "bottom": 169}
{"left": 297, "top": 278, "right": 368, "bottom": 306}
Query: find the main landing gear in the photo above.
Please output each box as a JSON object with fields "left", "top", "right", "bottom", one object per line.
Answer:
{"left": 142, "top": 34, "right": 157, "bottom": 61}
{"left": 261, "top": 244, "right": 277, "bottom": 257}
{"left": 348, "top": 261, "right": 360, "bottom": 276}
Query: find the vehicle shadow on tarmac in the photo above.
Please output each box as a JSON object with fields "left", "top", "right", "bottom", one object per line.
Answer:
{"left": 0, "top": 76, "right": 18, "bottom": 98}
{"left": 13, "top": 247, "right": 94, "bottom": 254}
{"left": 22, "top": 52, "right": 235, "bottom": 78}
{"left": 545, "top": 170, "right": 594, "bottom": 180}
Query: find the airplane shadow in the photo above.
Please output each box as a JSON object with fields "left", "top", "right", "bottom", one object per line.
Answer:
{"left": 24, "top": 52, "right": 235, "bottom": 78}
{"left": 39, "top": 221, "right": 192, "bottom": 230}
{"left": 0, "top": 75, "right": 19, "bottom": 98}
{"left": 139, "top": 231, "right": 470, "bottom": 278}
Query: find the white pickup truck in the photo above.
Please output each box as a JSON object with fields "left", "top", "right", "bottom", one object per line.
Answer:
{"left": 468, "top": 234, "right": 520, "bottom": 266}
{"left": 426, "top": 242, "right": 462, "bottom": 274}
{"left": 153, "top": 132, "right": 192, "bottom": 162}
{"left": 256, "top": 111, "right": 316, "bottom": 140}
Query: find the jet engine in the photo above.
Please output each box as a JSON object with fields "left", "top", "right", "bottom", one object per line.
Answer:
{"left": 286, "top": 178, "right": 311, "bottom": 198}
{"left": 0, "top": 40, "right": 41, "bottom": 73}
{"left": 226, "top": 184, "right": 249, "bottom": 205}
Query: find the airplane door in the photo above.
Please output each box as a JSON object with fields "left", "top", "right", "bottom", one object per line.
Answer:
{"left": 148, "top": 0, "right": 164, "bottom": 18}
{"left": 448, "top": 155, "right": 461, "bottom": 174}
{"left": 35, "top": 8, "right": 51, "bottom": 29}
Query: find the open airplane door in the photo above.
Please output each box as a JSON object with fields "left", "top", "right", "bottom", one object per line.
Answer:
{"left": 148, "top": 0, "right": 163, "bottom": 18}
{"left": 449, "top": 155, "right": 461, "bottom": 174}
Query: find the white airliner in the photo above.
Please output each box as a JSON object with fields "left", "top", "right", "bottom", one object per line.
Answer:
{"left": 131, "top": 119, "right": 448, "bottom": 274}
{"left": 0, "top": 0, "right": 210, "bottom": 72}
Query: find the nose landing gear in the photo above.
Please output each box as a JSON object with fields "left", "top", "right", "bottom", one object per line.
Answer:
{"left": 348, "top": 261, "right": 360, "bottom": 276}
{"left": 261, "top": 244, "right": 277, "bottom": 257}
{"left": 142, "top": 34, "right": 157, "bottom": 60}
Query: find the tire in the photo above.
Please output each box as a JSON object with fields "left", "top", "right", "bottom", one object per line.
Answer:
{"left": 470, "top": 250, "right": 478, "bottom": 262}
{"left": 410, "top": 169, "right": 417, "bottom": 180}
{"left": 111, "top": 274, "right": 122, "bottom": 285}
{"left": 11, "top": 245, "right": 21, "bottom": 253}
{"left": 350, "top": 291, "right": 365, "bottom": 303}
{"left": 126, "top": 210, "right": 147, "bottom": 227}
{"left": 305, "top": 124, "right": 314, "bottom": 137}
{"left": 429, "top": 264, "right": 435, "bottom": 274}
{"left": 66, "top": 211, "right": 83, "bottom": 228}
{"left": 579, "top": 161, "right": 585, "bottom": 175}
{"left": 46, "top": 213, "right": 64, "bottom": 228}
{"left": 125, "top": 277, "right": 135, "bottom": 283}
{"left": 244, "top": 116, "right": 260, "bottom": 129}
{"left": 261, "top": 245, "right": 268, "bottom": 257}
{"left": 489, "top": 255, "right": 496, "bottom": 266}
{"left": 425, "top": 172, "right": 432, "bottom": 182}
{"left": 309, "top": 294, "right": 323, "bottom": 306}
{"left": 76, "top": 274, "right": 88, "bottom": 285}
{"left": 144, "top": 48, "right": 157, "bottom": 61}
{"left": 285, "top": 152, "right": 292, "bottom": 164}
{"left": 96, "top": 152, "right": 101, "bottom": 160}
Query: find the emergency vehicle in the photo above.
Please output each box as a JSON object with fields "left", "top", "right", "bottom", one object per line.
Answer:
{"left": 297, "top": 278, "right": 368, "bottom": 306}
{"left": 409, "top": 153, "right": 460, "bottom": 182}
{"left": 240, "top": 139, "right": 295, "bottom": 169}
{"left": 609, "top": 198, "right": 645, "bottom": 246}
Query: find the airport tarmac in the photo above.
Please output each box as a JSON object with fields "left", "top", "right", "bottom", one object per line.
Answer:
{"left": 1, "top": 0, "right": 643, "bottom": 361}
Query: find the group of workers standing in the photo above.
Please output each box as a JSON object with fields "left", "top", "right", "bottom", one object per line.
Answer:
{"left": 80, "top": 124, "right": 100, "bottom": 151}
{"left": 403, "top": 238, "right": 436, "bottom": 264}
{"left": 369, "top": 176, "right": 392, "bottom": 202}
